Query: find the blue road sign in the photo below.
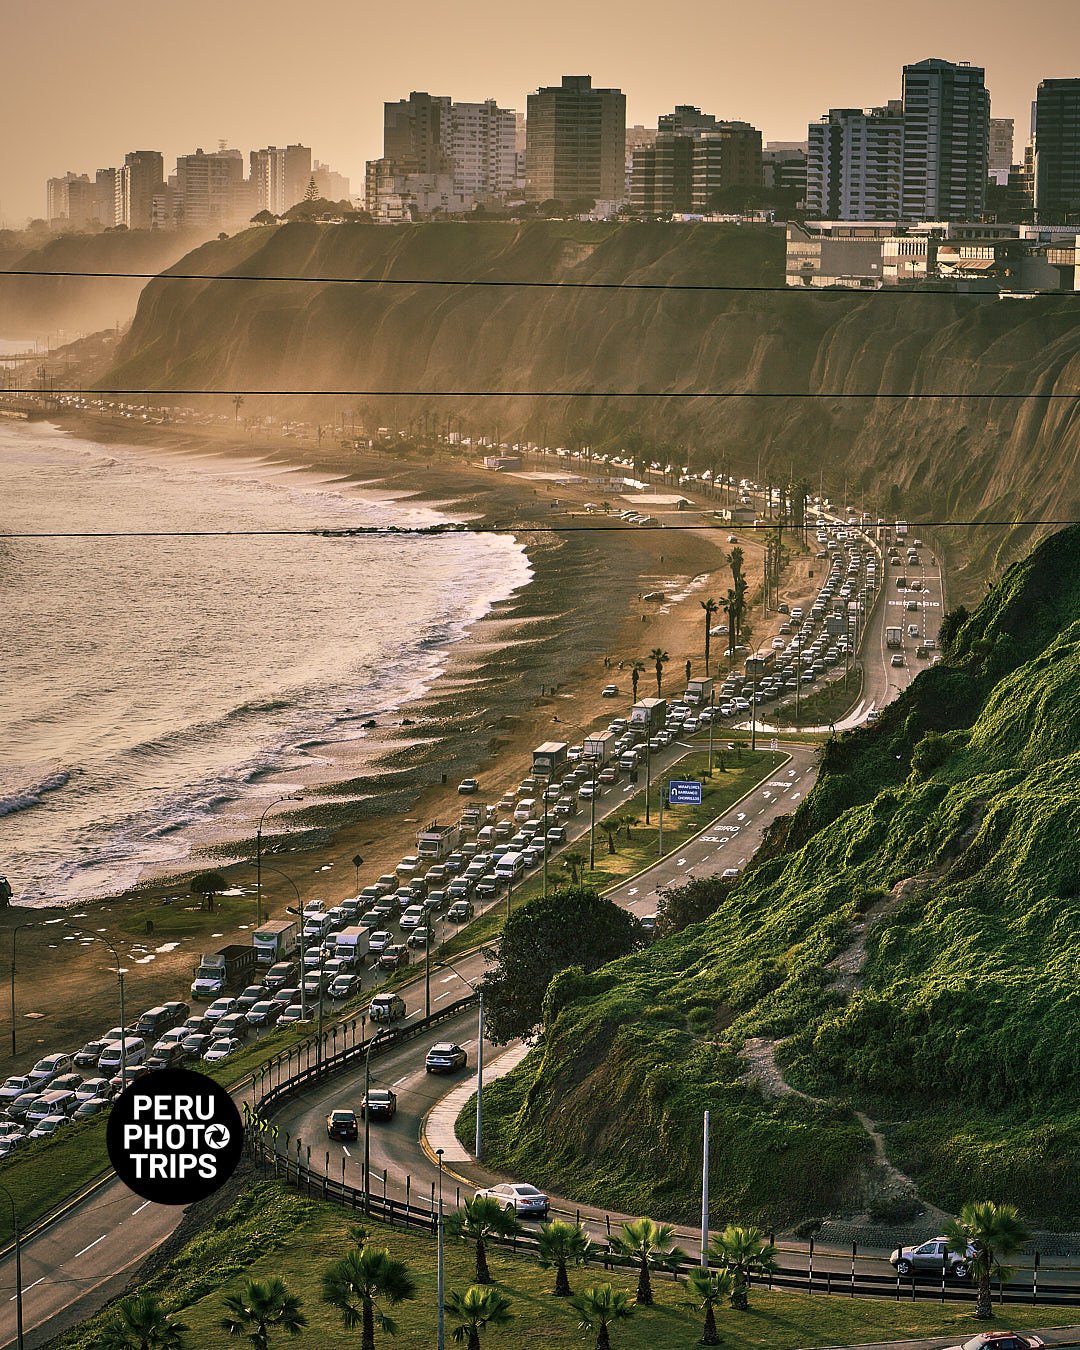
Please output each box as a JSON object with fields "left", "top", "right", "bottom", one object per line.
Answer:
{"left": 668, "top": 779, "right": 703, "bottom": 806}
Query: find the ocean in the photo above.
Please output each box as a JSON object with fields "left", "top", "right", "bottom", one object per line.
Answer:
{"left": 0, "top": 420, "right": 531, "bottom": 905}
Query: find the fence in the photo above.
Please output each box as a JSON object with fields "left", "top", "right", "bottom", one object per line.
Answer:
{"left": 244, "top": 1007, "right": 1080, "bottom": 1306}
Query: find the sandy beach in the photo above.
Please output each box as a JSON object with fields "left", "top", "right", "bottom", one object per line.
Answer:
{"left": 3, "top": 413, "right": 764, "bottom": 1068}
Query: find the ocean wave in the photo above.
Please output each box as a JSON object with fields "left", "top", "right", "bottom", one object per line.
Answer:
{"left": 0, "top": 770, "right": 71, "bottom": 819}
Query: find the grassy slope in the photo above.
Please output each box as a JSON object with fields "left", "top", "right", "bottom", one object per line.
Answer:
{"left": 477, "top": 525, "right": 1080, "bottom": 1229}
{"left": 51, "top": 1181, "right": 1078, "bottom": 1350}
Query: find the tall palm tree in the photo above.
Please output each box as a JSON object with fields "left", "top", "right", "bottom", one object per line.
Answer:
{"left": 943, "top": 1201, "right": 1031, "bottom": 1320}
{"left": 630, "top": 660, "right": 645, "bottom": 702}
{"left": 708, "top": 1226, "right": 778, "bottom": 1310}
{"left": 700, "top": 598, "right": 719, "bottom": 674}
{"left": 600, "top": 815, "right": 623, "bottom": 855}
{"left": 446, "top": 1286, "right": 513, "bottom": 1350}
{"left": 649, "top": 649, "right": 669, "bottom": 699}
{"left": 561, "top": 850, "right": 587, "bottom": 885}
{"left": 321, "top": 1246, "right": 416, "bottom": 1350}
{"left": 101, "top": 1294, "right": 188, "bottom": 1350}
{"left": 220, "top": 1277, "right": 306, "bottom": 1348}
{"left": 447, "top": 1195, "right": 521, "bottom": 1284}
{"left": 609, "top": 1217, "right": 686, "bottom": 1306}
{"left": 571, "top": 1284, "right": 634, "bottom": 1350}
{"left": 621, "top": 814, "right": 639, "bottom": 842}
{"left": 684, "top": 1268, "right": 733, "bottom": 1346}
{"left": 537, "top": 1218, "right": 592, "bottom": 1296}
{"left": 724, "top": 589, "right": 738, "bottom": 662}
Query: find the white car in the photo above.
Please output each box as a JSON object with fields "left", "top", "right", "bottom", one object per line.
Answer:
{"left": 399, "top": 904, "right": 426, "bottom": 930}
{"left": 205, "top": 997, "right": 239, "bottom": 1021}
{"left": 368, "top": 930, "right": 393, "bottom": 953}
{"left": 475, "top": 1182, "right": 549, "bottom": 1218}
{"left": 202, "top": 1037, "right": 242, "bottom": 1063}
{"left": 721, "top": 868, "right": 740, "bottom": 881}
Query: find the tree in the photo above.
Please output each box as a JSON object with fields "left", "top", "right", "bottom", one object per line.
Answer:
{"left": 943, "top": 1201, "right": 1030, "bottom": 1320}
{"left": 708, "top": 1226, "right": 778, "bottom": 1310}
{"left": 649, "top": 648, "right": 669, "bottom": 698}
{"left": 446, "top": 1286, "right": 513, "bottom": 1350}
{"left": 701, "top": 598, "right": 720, "bottom": 674}
{"left": 600, "top": 816, "right": 621, "bottom": 855}
{"left": 571, "top": 1284, "right": 634, "bottom": 1350}
{"left": 190, "top": 870, "right": 227, "bottom": 912}
{"left": 537, "top": 1219, "right": 592, "bottom": 1296}
{"left": 220, "top": 1277, "right": 306, "bottom": 1348}
{"left": 250, "top": 209, "right": 278, "bottom": 225}
{"left": 630, "top": 660, "right": 645, "bottom": 702}
{"left": 447, "top": 1195, "right": 521, "bottom": 1284}
{"left": 479, "top": 886, "right": 639, "bottom": 1042}
{"left": 321, "top": 1246, "right": 416, "bottom": 1350}
{"left": 561, "top": 850, "right": 587, "bottom": 885}
{"left": 621, "top": 814, "right": 639, "bottom": 842}
{"left": 609, "top": 1217, "right": 686, "bottom": 1306}
{"left": 101, "top": 1294, "right": 188, "bottom": 1350}
{"left": 685, "top": 1268, "right": 734, "bottom": 1346}
{"left": 654, "top": 875, "right": 730, "bottom": 939}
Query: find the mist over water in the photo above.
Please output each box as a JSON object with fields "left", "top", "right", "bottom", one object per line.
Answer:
{"left": 0, "top": 421, "right": 530, "bottom": 905}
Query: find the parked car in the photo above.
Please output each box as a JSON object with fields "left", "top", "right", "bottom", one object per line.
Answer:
{"left": 425, "top": 1042, "right": 468, "bottom": 1073}
{"left": 145, "top": 1044, "right": 188, "bottom": 1071}
{"left": 475, "top": 1182, "right": 549, "bottom": 1218}
{"left": 601, "top": 683, "right": 618, "bottom": 697}
{"left": 326, "top": 1108, "right": 359, "bottom": 1141}
{"left": 73, "top": 1041, "right": 110, "bottom": 1070}
{"left": 457, "top": 778, "right": 480, "bottom": 795}
{"left": 29, "top": 1054, "right": 73, "bottom": 1089}
{"left": 28, "top": 1114, "right": 71, "bottom": 1141}
{"left": 890, "top": 1237, "right": 974, "bottom": 1278}
{"left": 72, "top": 1098, "right": 111, "bottom": 1121}
{"left": 360, "top": 1088, "right": 397, "bottom": 1121}
{"left": 942, "top": 1336, "right": 1044, "bottom": 1350}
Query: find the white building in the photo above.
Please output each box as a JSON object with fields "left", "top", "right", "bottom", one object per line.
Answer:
{"left": 250, "top": 145, "right": 312, "bottom": 215}
{"left": 806, "top": 105, "right": 904, "bottom": 221}
{"left": 446, "top": 100, "right": 517, "bottom": 201}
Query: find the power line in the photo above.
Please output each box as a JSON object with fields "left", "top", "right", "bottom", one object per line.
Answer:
{"left": 4, "top": 388, "right": 1079, "bottom": 400}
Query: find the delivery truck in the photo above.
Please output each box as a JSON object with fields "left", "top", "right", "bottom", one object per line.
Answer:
{"left": 251, "top": 919, "right": 298, "bottom": 965}
{"left": 583, "top": 730, "right": 617, "bottom": 765}
{"left": 417, "top": 820, "right": 461, "bottom": 859}
{"left": 885, "top": 627, "right": 903, "bottom": 649}
{"left": 684, "top": 677, "right": 714, "bottom": 706}
{"left": 334, "top": 926, "right": 372, "bottom": 966}
{"left": 532, "top": 741, "right": 568, "bottom": 781}
{"left": 190, "top": 945, "right": 258, "bottom": 1000}
{"left": 630, "top": 698, "right": 666, "bottom": 733}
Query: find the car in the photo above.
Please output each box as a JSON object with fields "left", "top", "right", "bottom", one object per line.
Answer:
{"left": 475, "top": 1182, "right": 549, "bottom": 1218}
{"left": 182, "top": 1014, "right": 213, "bottom": 1037}
{"left": 180, "top": 1033, "right": 213, "bottom": 1058}
{"left": 368, "top": 930, "right": 393, "bottom": 954}
{"left": 302, "top": 973, "right": 327, "bottom": 1000}
{"left": 326, "top": 1108, "right": 359, "bottom": 1140}
{"left": 942, "top": 1336, "right": 1044, "bottom": 1350}
{"left": 75, "top": 1076, "right": 113, "bottom": 1103}
{"left": 425, "top": 1042, "right": 468, "bottom": 1073}
{"left": 29, "top": 1053, "right": 73, "bottom": 1088}
{"left": 202, "top": 1037, "right": 242, "bottom": 1063}
{"left": 215, "top": 1013, "right": 251, "bottom": 1042}
{"left": 271, "top": 985, "right": 301, "bottom": 1008}
{"left": 49, "top": 1072, "right": 84, "bottom": 1095}
{"left": 361, "top": 1088, "right": 398, "bottom": 1121}
{"left": 26, "top": 1090, "right": 77, "bottom": 1123}
{"left": 721, "top": 867, "right": 740, "bottom": 881}
{"left": 407, "top": 926, "right": 431, "bottom": 949}
{"left": 246, "top": 1000, "right": 283, "bottom": 1027}
{"left": 205, "top": 997, "right": 239, "bottom": 1021}
{"left": 546, "top": 825, "right": 567, "bottom": 845}
{"left": 891, "top": 654, "right": 905, "bottom": 667}
{"left": 601, "top": 684, "right": 618, "bottom": 697}
{"left": 378, "top": 945, "right": 410, "bottom": 971}
{"left": 328, "top": 973, "right": 359, "bottom": 1000}
{"left": 146, "top": 1043, "right": 189, "bottom": 1071}
{"left": 423, "top": 891, "right": 447, "bottom": 914}
{"left": 28, "top": 1114, "right": 71, "bottom": 1141}
{"left": 446, "top": 879, "right": 471, "bottom": 900}
{"left": 400, "top": 903, "right": 426, "bottom": 930}
{"left": 73, "top": 1040, "right": 110, "bottom": 1070}
{"left": 447, "top": 900, "right": 474, "bottom": 923}
{"left": 457, "top": 778, "right": 480, "bottom": 794}
{"left": 368, "top": 992, "right": 406, "bottom": 1023}
{"left": 6, "top": 1093, "right": 43, "bottom": 1123}
{"left": 72, "top": 1097, "right": 111, "bottom": 1121}
{"left": 277, "top": 1005, "right": 309, "bottom": 1027}
{"left": 578, "top": 781, "right": 599, "bottom": 800}
{"left": 597, "top": 765, "right": 619, "bottom": 784}
{"left": 638, "top": 914, "right": 658, "bottom": 940}
{"left": 236, "top": 984, "right": 268, "bottom": 1012}
{"left": 890, "top": 1237, "right": 974, "bottom": 1278}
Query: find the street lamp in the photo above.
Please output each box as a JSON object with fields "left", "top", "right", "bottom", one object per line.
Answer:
{"left": 53, "top": 923, "right": 127, "bottom": 1083}
{"left": 8, "top": 922, "right": 43, "bottom": 1057}
{"left": 436, "top": 1147, "right": 446, "bottom": 1350}
{"left": 433, "top": 958, "right": 485, "bottom": 1161}
{"left": 363, "top": 1025, "right": 393, "bottom": 1214}
{"left": 256, "top": 794, "right": 303, "bottom": 926}
{"left": 0, "top": 1181, "right": 24, "bottom": 1350}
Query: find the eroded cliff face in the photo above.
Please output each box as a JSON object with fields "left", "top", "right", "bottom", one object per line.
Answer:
{"left": 106, "top": 220, "right": 1080, "bottom": 589}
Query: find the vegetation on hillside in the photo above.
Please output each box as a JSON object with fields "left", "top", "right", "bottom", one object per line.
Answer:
{"left": 476, "top": 524, "right": 1080, "bottom": 1228}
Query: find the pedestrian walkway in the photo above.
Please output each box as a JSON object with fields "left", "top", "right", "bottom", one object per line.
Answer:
{"left": 801, "top": 1330, "right": 1080, "bottom": 1350}
{"left": 422, "top": 1042, "right": 530, "bottom": 1163}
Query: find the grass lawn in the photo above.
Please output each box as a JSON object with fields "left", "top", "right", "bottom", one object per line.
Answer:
{"left": 0, "top": 1116, "right": 109, "bottom": 1246}
{"left": 53, "top": 1182, "right": 1080, "bottom": 1350}
{"left": 770, "top": 666, "right": 864, "bottom": 729}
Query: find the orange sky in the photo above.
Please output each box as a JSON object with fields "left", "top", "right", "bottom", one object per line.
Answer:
{"left": 1, "top": 0, "right": 1074, "bottom": 224}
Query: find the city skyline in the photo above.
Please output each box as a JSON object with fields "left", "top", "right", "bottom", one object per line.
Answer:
{"left": 1, "top": 0, "right": 1076, "bottom": 224}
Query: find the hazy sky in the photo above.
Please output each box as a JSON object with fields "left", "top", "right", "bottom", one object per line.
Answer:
{"left": 1, "top": 0, "right": 1074, "bottom": 224}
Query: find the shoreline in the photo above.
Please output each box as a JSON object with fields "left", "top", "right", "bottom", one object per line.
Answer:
{"left": 3, "top": 411, "right": 756, "bottom": 1066}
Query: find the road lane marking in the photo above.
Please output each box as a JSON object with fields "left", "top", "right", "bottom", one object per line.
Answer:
{"left": 132, "top": 1201, "right": 151, "bottom": 1215}
{"left": 11, "top": 1277, "right": 44, "bottom": 1301}
{"left": 393, "top": 1074, "right": 410, "bottom": 1086}
{"left": 627, "top": 886, "right": 639, "bottom": 895}
{"left": 343, "top": 1146, "right": 351, "bottom": 1156}
{"left": 74, "top": 1234, "right": 107, "bottom": 1258}
{"left": 440, "top": 975, "right": 457, "bottom": 984}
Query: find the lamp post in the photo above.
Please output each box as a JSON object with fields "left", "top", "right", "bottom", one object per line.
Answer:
{"left": 436, "top": 1147, "right": 446, "bottom": 1350}
{"left": 8, "top": 922, "right": 42, "bottom": 1058}
{"left": 363, "top": 1025, "right": 393, "bottom": 1214}
{"left": 433, "top": 958, "right": 486, "bottom": 1162}
{"left": 707, "top": 690, "right": 717, "bottom": 776}
{"left": 55, "top": 923, "right": 127, "bottom": 1083}
{"left": 0, "top": 1181, "right": 24, "bottom": 1350}
{"left": 256, "top": 794, "right": 303, "bottom": 926}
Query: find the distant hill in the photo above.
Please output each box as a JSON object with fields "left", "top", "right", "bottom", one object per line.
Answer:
{"left": 477, "top": 523, "right": 1080, "bottom": 1230}
{"left": 103, "top": 219, "right": 1080, "bottom": 589}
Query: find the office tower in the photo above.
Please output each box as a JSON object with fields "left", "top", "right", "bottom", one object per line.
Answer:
{"left": 174, "top": 147, "right": 247, "bottom": 228}
{"left": 121, "top": 150, "right": 164, "bottom": 229}
{"left": 250, "top": 145, "right": 312, "bottom": 214}
{"left": 989, "top": 118, "right": 1014, "bottom": 186}
{"left": 46, "top": 172, "right": 94, "bottom": 227}
{"left": 807, "top": 104, "right": 904, "bottom": 220}
{"left": 525, "top": 75, "right": 626, "bottom": 204}
{"left": 1034, "top": 78, "right": 1080, "bottom": 223}
{"left": 900, "top": 58, "right": 990, "bottom": 220}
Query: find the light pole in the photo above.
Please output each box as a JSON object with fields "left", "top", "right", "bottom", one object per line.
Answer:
{"left": 644, "top": 728, "right": 652, "bottom": 825}
{"left": 363, "top": 1024, "right": 393, "bottom": 1214}
{"left": 436, "top": 1147, "right": 446, "bottom": 1350}
{"left": 0, "top": 1181, "right": 24, "bottom": 1350}
{"left": 707, "top": 690, "right": 717, "bottom": 776}
{"left": 700, "top": 1109, "right": 711, "bottom": 1268}
{"left": 56, "top": 923, "right": 127, "bottom": 1083}
{"left": 433, "top": 958, "right": 486, "bottom": 1161}
{"left": 8, "top": 922, "right": 42, "bottom": 1058}
{"left": 256, "top": 794, "right": 303, "bottom": 926}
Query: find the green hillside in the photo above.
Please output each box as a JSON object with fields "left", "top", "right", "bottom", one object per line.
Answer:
{"left": 477, "top": 524, "right": 1080, "bottom": 1230}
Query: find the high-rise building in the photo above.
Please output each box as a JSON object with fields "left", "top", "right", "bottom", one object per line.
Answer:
{"left": 250, "top": 144, "right": 312, "bottom": 214}
{"left": 630, "top": 136, "right": 695, "bottom": 214}
{"left": 629, "top": 109, "right": 762, "bottom": 215}
{"left": 690, "top": 123, "right": 763, "bottom": 211}
{"left": 900, "top": 58, "right": 990, "bottom": 221}
{"left": 763, "top": 142, "right": 808, "bottom": 200}
{"left": 174, "top": 147, "right": 249, "bottom": 229}
{"left": 446, "top": 100, "right": 517, "bottom": 199}
{"left": 94, "top": 167, "right": 123, "bottom": 227}
{"left": 989, "top": 119, "right": 1014, "bottom": 186}
{"left": 311, "top": 160, "right": 351, "bottom": 202}
{"left": 383, "top": 92, "right": 454, "bottom": 175}
{"left": 121, "top": 150, "right": 164, "bottom": 229}
{"left": 525, "top": 75, "right": 626, "bottom": 205}
{"left": 1034, "top": 78, "right": 1080, "bottom": 223}
{"left": 46, "top": 172, "right": 94, "bottom": 228}
{"left": 806, "top": 104, "right": 904, "bottom": 220}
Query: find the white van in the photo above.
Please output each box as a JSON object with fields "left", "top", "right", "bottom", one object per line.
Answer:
{"left": 494, "top": 851, "right": 525, "bottom": 882}
{"left": 513, "top": 799, "right": 536, "bottom": 823}
{"left": 476, "top": 825, "right": 496, "bottom": 849}
{"left": 98, "top": 1037, "right": 146, "bottom": 1072}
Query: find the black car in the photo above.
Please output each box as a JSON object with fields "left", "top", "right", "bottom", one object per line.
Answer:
{"left": 425, "top": 1042, "right": 468, "bottom": 1073}
{"left": 326, "top": 1108, "right": 359, "bottom": 1140}
{"left": 361, "top": 1089, "right": 397, "bottom": 1121}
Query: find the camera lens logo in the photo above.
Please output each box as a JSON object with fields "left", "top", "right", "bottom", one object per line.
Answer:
{"left": 106, "top": 1068, "right": 244, "bottom": 1205}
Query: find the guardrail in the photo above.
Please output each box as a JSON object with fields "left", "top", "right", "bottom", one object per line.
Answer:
{"left": 245, "top": 1008, "right": 1080, "bottom": 1306}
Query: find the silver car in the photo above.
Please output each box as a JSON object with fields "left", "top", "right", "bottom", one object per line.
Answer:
{"left": 475, "top": 1182, "right": 549, "bottom": 1218}
{"left": 890, "top": 1237, "right": 973, "bottom": 1278}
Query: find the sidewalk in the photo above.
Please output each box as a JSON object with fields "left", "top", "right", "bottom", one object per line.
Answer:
{"left": 422, "top": 1042, "right": 530, "bottom": 1164}
{"left": 801, "top": 1331, "right": 1080, "bottom": 1350}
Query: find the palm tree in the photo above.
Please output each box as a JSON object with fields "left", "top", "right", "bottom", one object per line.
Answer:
{"left": 701, "top": 598, "right": 720, "bottom": 674}
{"left": 724, "top": 589, "right": 738, "bottom": 663}
{"left": 447, "top": 1195, "right": 521, "bottom": 1284}
{"left": 943, "top": 1201, "right": 1031, "bottom": 1320}
{"left": 621, "top": 814, "right": 639, "bottom": 842}
{"left": 630, "top": 660, "right": 645, "bottom": 702}
{"left": 220, "top": 1277, "right": 306, "bottom": 1348}
{"left": 600, "top": 816, "right": 622, "bottom": 855}
{"left": 446, "top": 1286, "right": 513, "bottom": 1350}
{"left": 684, "top": 1268, "right": 733, "bottom": 1346}
{"left": 537, "top": 1218, "right": 592, "bottom": 1296}
{"left": 649, "top": 648, "right": 669, "bottom": 698}
{"left": 101, "top": 1294, "right": 188, "bottom": 1350}
{"left": 571, "top": 1284, "right": 634, "bottom": 1350}
{"left": 321, "top": 1246, "right": 416, "bottom": 1350}
{"left": 708, "top": 1226, "right": 778, "bottom": 1310}
{"left": 609, "top": 1216, "right": 686, "bottom": 1306}
{"left": 561, "top": 850, "right": 587, "bottom": 885}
